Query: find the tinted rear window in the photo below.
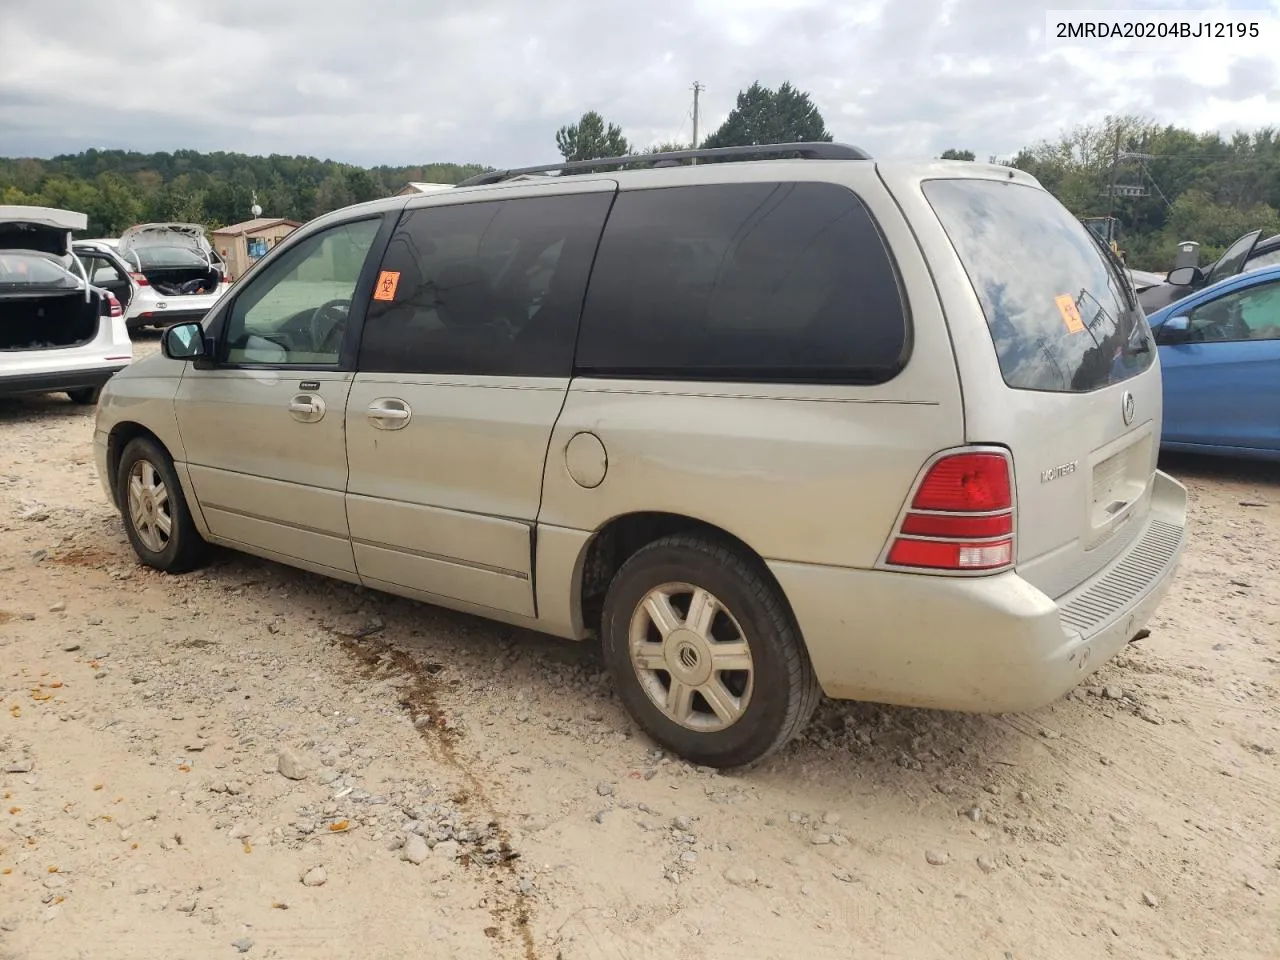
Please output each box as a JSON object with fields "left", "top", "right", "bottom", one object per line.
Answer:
{"left": 359, "top": 192, "right": 612, "bottom": 377}
{"left": 575, "top": 182, "right": 908, "bottom": 383}
{"left": 924, "top": 179, "right": 1153, "bottom": 393}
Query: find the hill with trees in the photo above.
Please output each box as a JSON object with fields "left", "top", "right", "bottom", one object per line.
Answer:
{"left": 3, "top": 94, "right": 1277, "bottom": 274}
{"left": 0, "top": 149, "right": 487, "bottom": 237}
{"left": 558, "top": 94, "right": 1280, "bottom": 272}
{"left": 1006, "top": 116, "right": 1280, "bottom": 269}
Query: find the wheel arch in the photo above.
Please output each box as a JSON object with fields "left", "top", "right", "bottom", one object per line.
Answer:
{"left": 106, "top": 421, "right": 172, "bottom": 508}
{"left": 574, "top": 510, "right": 799, "bottom": 642}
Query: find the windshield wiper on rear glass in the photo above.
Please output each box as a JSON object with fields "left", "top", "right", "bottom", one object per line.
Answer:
{"left": 1082, "top": 231, "right": 1151, "bottom": 357}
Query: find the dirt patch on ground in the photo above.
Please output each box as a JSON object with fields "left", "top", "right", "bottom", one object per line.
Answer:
{"left": 46, "top": 545, "right": 120, "bottom": 568}
{"left": 1, "top": 389, "right": 1277, "bottom": 960}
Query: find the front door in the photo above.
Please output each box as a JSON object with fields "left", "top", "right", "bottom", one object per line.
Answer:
{"left": 344, "top": 184, "right": 616, "bottom": 615}
{"left": 1159, "top": 276, "right": 1280, "bottom": 452}
{"left": 174, "top": 216, "right": 388, "bottom": 578}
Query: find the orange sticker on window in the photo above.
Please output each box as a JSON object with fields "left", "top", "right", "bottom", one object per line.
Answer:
{"left": 1054, "top": 294, "right": 1085, "bottom": 334}
{"left": 373, "top": 271, "right": 400, "bottom": 302}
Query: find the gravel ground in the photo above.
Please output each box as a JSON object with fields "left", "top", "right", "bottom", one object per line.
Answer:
{"left": 2, "top": 347, "right": 1278, "bottom": 960}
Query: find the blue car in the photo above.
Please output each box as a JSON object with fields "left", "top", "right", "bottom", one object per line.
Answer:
{"left": 1146, "top": 262, "right": 1280, "bottom": 461}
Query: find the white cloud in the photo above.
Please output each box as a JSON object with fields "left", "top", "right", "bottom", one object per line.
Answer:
{"left": 0, "top": 0, "right": 1277, "bottom": 167}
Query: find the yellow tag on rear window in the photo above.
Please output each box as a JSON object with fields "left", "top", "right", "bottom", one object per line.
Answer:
{"left": 1054, "top": 294, "right": 1085, "bottom": 334}
{"left": 373, "top": 270, "right": 400, "bottom": 302}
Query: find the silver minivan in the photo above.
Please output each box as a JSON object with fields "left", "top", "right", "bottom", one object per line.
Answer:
{"left": 93, "top": 144, "right": 1188, "bottom": 768}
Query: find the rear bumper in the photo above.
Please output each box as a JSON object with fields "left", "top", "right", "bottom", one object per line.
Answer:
{"left": 0, "top": 363, "right": 130, "bottom": 398}
{"left": 769, "top": 470, "right": 1189, "bottom": 713}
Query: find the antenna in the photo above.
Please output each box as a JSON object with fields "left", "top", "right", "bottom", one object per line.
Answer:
{"left": 250, "top": 192, "right": 262, "bottom": 218}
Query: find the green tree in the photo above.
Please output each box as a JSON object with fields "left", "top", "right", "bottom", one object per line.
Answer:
{"left": 643, "top": 141, "right": 690, "bottom": 154}
{"left": 701, "top": 82, "right": 832, "bottom": 150}
{"left": 86, "top": 172, "right": 142, "bottom": 236}
{"left": 636, "top": 142, "right": 693, "bottom": 166}
{"left": 940, "top": 148, "right": 975, "bottom": 161}
{"left": 315, "top": 172, "right": 354, "bottom": 214}
{"left": 1163, "top": 189, "right": 1280, "bottom": 264}
{"left": 555, "top": 111, "right": 630, "bottom": 163}
{"left": 343, "top": 168, "right": 382, "bottom": 204}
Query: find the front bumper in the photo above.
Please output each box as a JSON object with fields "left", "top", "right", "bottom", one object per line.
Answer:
{"left": 0, "top": 363, "right": 130, "bottom": 398}
{"left": 769, "top": 470, "right": 1189, "bottom": 713}
{"left": 93, "top": 430, "right": 114, "bottom": 507}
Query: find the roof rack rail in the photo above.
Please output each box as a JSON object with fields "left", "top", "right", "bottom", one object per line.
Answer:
{"left": 455, "top": 141, "right": 872, "bottom": 188}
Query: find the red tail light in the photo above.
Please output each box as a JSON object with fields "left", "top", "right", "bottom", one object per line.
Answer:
{"left": 885, "top": 450, "right": 1015, "bottom": 572}
{"left": 129, "top": 272, "right": 150, "bottom": 287}
{"left": 106, "top": 293, "right": 123, "bottom": 318}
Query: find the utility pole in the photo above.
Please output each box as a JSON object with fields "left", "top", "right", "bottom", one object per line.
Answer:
{"left": 691, "top": 81, "right": 704, "bottom": 164}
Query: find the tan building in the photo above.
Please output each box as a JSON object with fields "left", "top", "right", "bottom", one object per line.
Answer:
{"left": 212, "top": 218, "right": 303, "bottom": 280}
{"left": 395, "top": 181, "right": 456, "bottom": 197}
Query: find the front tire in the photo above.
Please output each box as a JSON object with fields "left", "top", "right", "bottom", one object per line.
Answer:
{"left": 116, "top": 436, "right": 207, "bottom": 573}
{"left": 600, "top": 533, "right": 821, "bottom": 769}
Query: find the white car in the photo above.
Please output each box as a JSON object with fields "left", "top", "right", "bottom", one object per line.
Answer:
{"left": 74, "top": 239, "right": 142, "bottom": 316}
{"left": 0, "top": 206, "right": 133, "bottom": 404}
{"left": 116, "top": 223, "right": 230, "bottom": 331}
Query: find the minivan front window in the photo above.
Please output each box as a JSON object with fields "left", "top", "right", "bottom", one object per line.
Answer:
{"left": 923, "top": 178, "right": 1154, "bottom": 393}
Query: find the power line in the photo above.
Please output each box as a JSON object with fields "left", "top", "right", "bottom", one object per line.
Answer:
{"left": 1138, "top": 161, "right": 1175, "bottom": 210}
{"left": 1136, "top": 153, "right": 1272, "bottom": 161}
{"left": 669, "top": 106, "right": 693, "bottom": 147}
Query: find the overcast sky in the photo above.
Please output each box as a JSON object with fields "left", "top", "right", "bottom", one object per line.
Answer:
{"left": 1, "top": 0, "right": 1278, "bottom": 169}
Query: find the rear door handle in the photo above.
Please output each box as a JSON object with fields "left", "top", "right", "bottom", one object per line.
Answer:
{"left": 288, "top": 393, "right": 326, "bottom": 423}
{"left": 367, "top": 397, "right": 412, "bottom": 430}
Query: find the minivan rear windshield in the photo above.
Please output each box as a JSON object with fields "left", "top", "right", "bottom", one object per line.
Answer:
{"left": 923, "top": 178, "right": 1153, "bottom": 393}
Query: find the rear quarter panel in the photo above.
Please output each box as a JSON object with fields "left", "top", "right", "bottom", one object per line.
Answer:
{"left": 539, "top": 163, "right": 965, "bottom": 570}
{"left": 879, "top": 164, "right": 1166, "bottom": 597}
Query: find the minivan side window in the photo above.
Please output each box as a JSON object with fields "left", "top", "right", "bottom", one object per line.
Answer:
{"left": 358, "top": 193, "right": 614, "bottom": 377}
{"left": 574, "top": 182, "right": 909, "bottom": 383}
{"left": 222, "top": 218, "right": 381, "bottom": 366}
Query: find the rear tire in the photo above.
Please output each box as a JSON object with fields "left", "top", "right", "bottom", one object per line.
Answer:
{"left": 600, "top": 533, "right": 821, "bottom": 769}
{"left": 66, "top": 387, "right": 100, "bottom": 405}
{"left": 116, "top": 436, "right": 207, "bottom": 573}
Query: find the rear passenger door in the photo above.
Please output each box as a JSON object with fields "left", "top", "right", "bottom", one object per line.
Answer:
{"left": 77, "top": 248, "right": 134, "bottom": 311}
{"left": 344, "top": 181, "right": 617, "bottom": 616}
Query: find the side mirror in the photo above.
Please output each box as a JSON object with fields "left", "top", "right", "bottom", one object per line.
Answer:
{"left": 1157, "top": 315, "right": 1192, "bottom": 344}
{"left": 1166, "top": 266, "right": 1203, "bottom": 287}
{"left": 162, "top": 321, "right": 207, "bottom": 361}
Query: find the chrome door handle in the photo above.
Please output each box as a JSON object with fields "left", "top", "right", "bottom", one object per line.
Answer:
{"left": 367, "top": 398, "right": 411, "bottom": 430}
{"left": 288, "top": 393, "right": 326, "bottom": 423}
